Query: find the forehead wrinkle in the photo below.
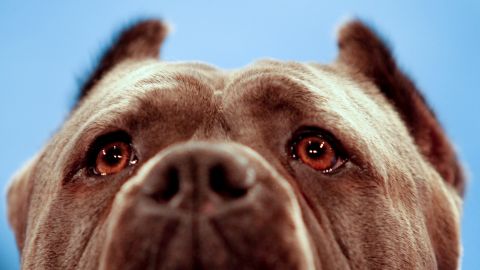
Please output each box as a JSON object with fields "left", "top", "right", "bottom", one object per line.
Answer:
{"left": 258, "top": 76, "right": 324, "bottom": 114}
{"left": 89, "top": 61, "right": 221, "bottom": 106}
{"left": 225, "top": 69, "right": 326, "bottom": 117}
{"left": 74, "top": 100, "right": 141, "bottom": 146}
{"left": 226, "top": 60, "right": 319, "bottom": 89}
{"left": 133, "top": 63, "right": 224, "bottom": 93}
{"left": 79, "top": 61, "right": 219, "bottom": 124}
{"left": 65, "top": 64, "right": 175, "bottom": 151}
{"left": 306, "top": 65, "right": 417, "bottom": 178}
{"left": 67, "top": 61, "right": 223, "bottom": 153}
{"left": 92, "top": 60, "right": 164, "bottom": 99}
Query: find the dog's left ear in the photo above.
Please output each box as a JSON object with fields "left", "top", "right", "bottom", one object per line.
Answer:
{"left": 336, "top": 20, "right": 464, "bottom": 196}
{"left": 7, "top": 156, "right": 38, "bottom": 251}
{"left": 78, "top": 19, "right": 168, "bottom": 102}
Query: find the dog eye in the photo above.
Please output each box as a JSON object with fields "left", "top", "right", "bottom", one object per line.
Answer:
{"left": 289, "top": 129, "right": 347, "bottom": 173}
{"left": 88, "top": 132, "right": 138, "bottom": 176}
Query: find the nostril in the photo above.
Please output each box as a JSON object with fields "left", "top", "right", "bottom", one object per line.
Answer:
{"left": 209, "top": 163, "right": 248, "bottom": 200}
{"left": 151, "top": 167, "right": 180, "bottom": 203}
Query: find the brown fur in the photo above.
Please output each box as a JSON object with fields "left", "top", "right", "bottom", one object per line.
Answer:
{"left": 336, "top": 21, "right": 464, "bottom": 195}
{"left": 7, "top": 19, "right": 463, "bottom": 269}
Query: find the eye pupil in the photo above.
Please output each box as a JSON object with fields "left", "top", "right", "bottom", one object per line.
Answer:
{"left": 102, "top": 145, "right": 124, "bottom": 165}
{"left": 305, "top": 140, "right": 326, "bottom": 159}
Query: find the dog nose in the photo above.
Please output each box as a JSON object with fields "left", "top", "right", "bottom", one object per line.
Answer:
{"left": 141, "top": 143, "right": 255, "bottom": 212}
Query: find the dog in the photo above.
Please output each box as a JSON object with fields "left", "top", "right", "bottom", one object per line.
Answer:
{"left": 7, "top": 19, "right": 464, "bottom": 269}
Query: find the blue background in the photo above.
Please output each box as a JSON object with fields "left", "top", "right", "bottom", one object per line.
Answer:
{"left": 0, "top": 1, "right": 478, "bottom": 269}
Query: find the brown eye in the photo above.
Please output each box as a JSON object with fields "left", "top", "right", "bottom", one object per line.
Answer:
{"left": 290, "top": 131, "right": 347, "bottom": 173}
{"left": 94, "top": 141, "right": 135, "bottom": 176}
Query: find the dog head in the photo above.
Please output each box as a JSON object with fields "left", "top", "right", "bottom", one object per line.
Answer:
{"left": 7, "top": 20, "right": 464, "bottom": 269}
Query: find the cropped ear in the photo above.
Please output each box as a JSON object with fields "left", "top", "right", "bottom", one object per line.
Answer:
{"left": 78, "top": 19, "right": 168, "bottom": 102}
{"left": 7, "top": 156, "right": 38, "bottom": 251}
{"left": 336, "top": 20, "right": 464, "bottom": 196}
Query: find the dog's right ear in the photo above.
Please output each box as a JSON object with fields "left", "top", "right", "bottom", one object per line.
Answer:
{"left": 7, "top": 156, "right": 38, "bottom": 252}
{"left": 77, "top": 19, "right": 168, "bottom": 103}
{"left": 335, "top": 20, "right": 464, "bottom": 195}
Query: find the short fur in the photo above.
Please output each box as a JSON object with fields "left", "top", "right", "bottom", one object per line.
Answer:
{"left": 336, "top": 21, "right": 464, "bottom": 194}
{"left": 7, "top": 19, "right": 464, "bottom": 269}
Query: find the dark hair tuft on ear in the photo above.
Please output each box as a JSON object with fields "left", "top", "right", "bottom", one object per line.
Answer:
{"left": 337, "top": 20, "right": 465, "bottom": 195}
{"left": 77, "top": 19, "right": 168, "bottom": 103}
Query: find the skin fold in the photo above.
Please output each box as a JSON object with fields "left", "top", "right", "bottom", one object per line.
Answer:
{"left": 7, "top": 20, "right": 464, "bottom": 269}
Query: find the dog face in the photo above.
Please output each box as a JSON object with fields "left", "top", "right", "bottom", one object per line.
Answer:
{"left": 7, "top": 20, "right": 464, "bottom": 269}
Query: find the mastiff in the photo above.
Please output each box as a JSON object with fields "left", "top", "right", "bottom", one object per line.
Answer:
{"left": 7, "top": 19, "right": 464, "bottom": 269}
